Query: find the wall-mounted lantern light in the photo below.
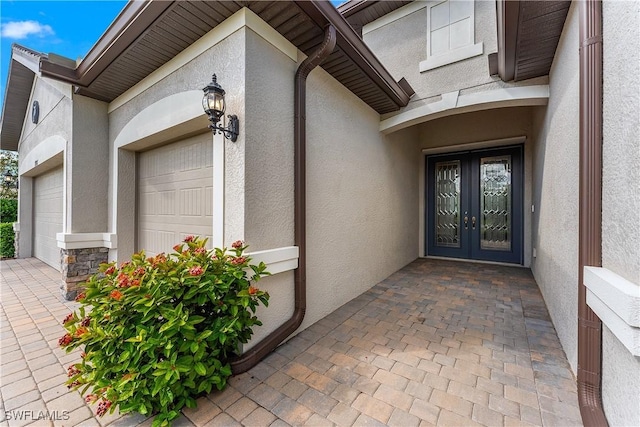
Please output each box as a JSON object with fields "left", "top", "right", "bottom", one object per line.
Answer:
{"left": 202, "top": 74, "right": 239, "bottom": 142}
{"left": 2, "top": 171, "right": 18, "bottom": 189}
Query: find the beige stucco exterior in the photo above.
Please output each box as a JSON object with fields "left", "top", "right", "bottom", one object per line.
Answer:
{"left": 240, "top": 26, "right": 420, "bottom": 344}
{"left": 16, "top": 76, "right": 70, "bottom": 260}
{"left": 600, "top": 1, "right": 640, "bottom": 425}
{"left": 69, "top": 95, "right": 109, "bottom": 233}
{"left": 240, "top": 28, "right": 297, "bottom": 344}
{"left": 17, "top": 76, "right": 108, "bottom": 257}
{"left": 530, "top": 2, "right": 581, "bottom": 372}
{"left": 304, "top": 68, "right": 419, "bottom": 332}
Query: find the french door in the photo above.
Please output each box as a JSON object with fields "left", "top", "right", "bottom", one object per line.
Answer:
{"left": 426, "top": 146, "right": 523, "bottom": 264}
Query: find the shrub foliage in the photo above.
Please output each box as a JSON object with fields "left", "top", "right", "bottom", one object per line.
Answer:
{"left": 60, "top": 236, "right": 269, "bottom": 426}
{"left": 0, "top": 222, "right": 15, "bottom": 258}
{"left": 0, "top": 198, "right": 17, "bottom": 223}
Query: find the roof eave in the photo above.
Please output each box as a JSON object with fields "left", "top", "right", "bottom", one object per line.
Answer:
{"left": 297, "top": 0, "right": 412, "bottom": 109}
{"left": 337, "top": 0, "right": 374, "bottom": 17}
{"left": 1, "top": 45, "right": 42, "bottom": 152}
{"left": 39, "top": 0, "right": 412, "bottom": 113}
{"left": 40, "top": 0, "right": 174, "bottom": 88}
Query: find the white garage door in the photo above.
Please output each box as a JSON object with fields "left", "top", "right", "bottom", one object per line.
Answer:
{"left": 33, "top": 166, "right": 63, "bottom": 270}
{"left": 138, "top": 134, "right": 213, "bottom": 256}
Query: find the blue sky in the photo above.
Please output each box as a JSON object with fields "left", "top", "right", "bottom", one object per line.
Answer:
{"left": 1, "top": 0, "right": 343, "bottom": 112}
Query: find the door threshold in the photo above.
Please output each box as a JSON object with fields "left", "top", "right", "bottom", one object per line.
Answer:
{"left": 420, "top": 255, "right": 527, "bottom": 268}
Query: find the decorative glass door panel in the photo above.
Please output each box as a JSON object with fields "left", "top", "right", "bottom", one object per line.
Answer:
{"left": 435, "top": 160, "right": 461, "bottom": 248}
{"left": 427, "top": 146, "right": 523, "bottom": 264}
{"left": 479, "top": 155, "right": 511, "bottom": 251}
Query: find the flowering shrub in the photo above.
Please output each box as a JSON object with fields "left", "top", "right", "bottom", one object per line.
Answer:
{"left": 60, "top": 237, "right": 269, "bottom": 426}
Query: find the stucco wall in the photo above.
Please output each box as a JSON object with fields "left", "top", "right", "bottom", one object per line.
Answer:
{"left": 303, "top": 67, "right": 420, "bottom": 331}
{"left": 18, "top": 77, "right": 71, "bottom": 160}
{"left": 530, "top": 2, "right": 580, "bottom": 372}
{"left": 602, "top": 327, "right": 640, "bottom": 426}
{"left": 244, "top": 29, "right": 295, "bottom": 252}
{"left": 242, "top": 29, "right": 297, "bottom": 345}
{"left": 601, "top": 1, "right": 640, "bottom": 285}
{"left": 17, "top": 76, "right": 72, "bottom": 258}
{"left": 69, "top": 95, "right": 109, "bottom": 233}
{"left": 600, "top": 1, "right": 640, "bottom": 425}
{"left": 417, "top": 107, "right": 531, "bottom": 148}
{"left": 241, "top": 28, "right": 420, "bottom": 343}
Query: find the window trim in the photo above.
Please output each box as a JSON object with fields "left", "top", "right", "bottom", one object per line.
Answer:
{"left": 420, "top": 0, "right": 484, "bottom": 72}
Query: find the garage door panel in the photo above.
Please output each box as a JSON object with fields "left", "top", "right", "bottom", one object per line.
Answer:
{"left": 33, "top": 166, "right": 63, "bottom": 270}
{"left": 138, "top": 134, "right": 213, "bottom": 257}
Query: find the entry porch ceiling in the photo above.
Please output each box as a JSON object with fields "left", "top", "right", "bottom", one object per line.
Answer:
{"left": 39, "top": 0, "right": 410, "bottom": 114}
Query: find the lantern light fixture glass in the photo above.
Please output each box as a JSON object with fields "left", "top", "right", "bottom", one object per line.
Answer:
{"left": 202, "top": 74, "right": 239, "bottom": 142}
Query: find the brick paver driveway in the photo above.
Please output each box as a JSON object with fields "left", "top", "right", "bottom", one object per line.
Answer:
{"left": 1, "top": 257, "right": 582, "bottom": 426}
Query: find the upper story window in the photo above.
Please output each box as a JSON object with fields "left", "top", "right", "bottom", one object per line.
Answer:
{"left": 420, "top": 0, "right": 483, "bottom": 72}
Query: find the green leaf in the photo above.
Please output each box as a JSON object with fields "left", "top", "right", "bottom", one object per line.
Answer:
{"left": 197, "top": 330, "right": 213, "bottom": 340}
{"left": 194, "top": 362, "right": 206, "bottom": 376}
{"left": 189, "top": 315, "right": 205, "bottom": 325}
{"left": 220, "top": 363, "right": 232, "bottom": 377}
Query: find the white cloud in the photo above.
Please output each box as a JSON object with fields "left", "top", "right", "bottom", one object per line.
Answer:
{"left": 1, "top": 20, "right": 54, "bottom": 39}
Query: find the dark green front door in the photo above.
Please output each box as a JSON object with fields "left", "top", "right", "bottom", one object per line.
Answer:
{"left": 426, "top": 146, "right": 523, "bottom": 264}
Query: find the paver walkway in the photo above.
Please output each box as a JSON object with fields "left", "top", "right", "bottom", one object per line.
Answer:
{"left": 1, "top": 257, "right": 583, "bottom": 427}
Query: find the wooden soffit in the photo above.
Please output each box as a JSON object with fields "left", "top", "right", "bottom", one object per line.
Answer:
{"left": 38, "top": 0, "right": 412, "bottom": 114}
{"left": 497, "top": 0, "right": 571, "bottom": 82}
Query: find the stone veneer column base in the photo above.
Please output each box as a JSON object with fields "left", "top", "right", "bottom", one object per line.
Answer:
{"left": 13, "top": 229, "right": 19, "bottom": 258}
{"left": 60, "top": 247, "right": 109, "bottom": 300}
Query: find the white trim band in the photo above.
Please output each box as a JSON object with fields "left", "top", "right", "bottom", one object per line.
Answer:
{"left": 57, "top": 233, "right": 117, "bottom": 250}
{"left": 247, "top": 246, "right": 299, "bottom": 276}
{"left": 380, "top": 85, "right": 549, "bottom": 134}
{"left": 419, "top": 42, "right": 483, "bottom": 72}
{"left": 584, "top": 266, "right": 640, "bottom": 357}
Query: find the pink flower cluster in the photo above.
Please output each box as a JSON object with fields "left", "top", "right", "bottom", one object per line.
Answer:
{"left": 96, "top": 399, "right": 112, "bottom": 417}
{"left": 189, "top": 266, "right": 204, "bottom": 276}
{"left": 67, "top": 364, "right": 81, "bottom": 377}
{"left": 231, "top": 256, "right": 247, "bottom": 265}
{"left": 59, "top": 333, "right": 73, "bottom": 347}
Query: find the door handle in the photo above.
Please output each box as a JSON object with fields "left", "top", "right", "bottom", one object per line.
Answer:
{"left": 471, "top": 216, "right": 476, "bottom": 229}
{"left": 463, "top": 215, "right": 468, "bottom": 229}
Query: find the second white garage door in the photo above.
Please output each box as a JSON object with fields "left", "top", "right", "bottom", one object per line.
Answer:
{"left": 33, "top": 166, "right": 64, "bottom": 270}
{"left": 137, "top": 134, "right": 213, "bottom": 256}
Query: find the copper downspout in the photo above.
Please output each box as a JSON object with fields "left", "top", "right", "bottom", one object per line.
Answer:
{"left": 231, "top": 25, "right": 337, "bottom": 374}
{"left": 577, "top": 0, "right": 608, "bottom": 425}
